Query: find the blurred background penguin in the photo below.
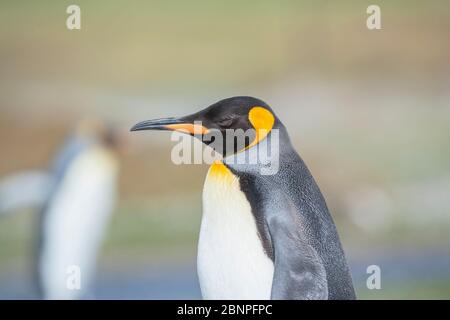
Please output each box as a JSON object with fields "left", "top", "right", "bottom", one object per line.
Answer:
{"left": 0, "top": 119, "right": 126, "bottom": 299}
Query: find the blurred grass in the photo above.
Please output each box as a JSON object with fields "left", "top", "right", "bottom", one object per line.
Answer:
{"left": 102, "top": 195, "right": 201, "bottom": 260}
{"left": 1, "top": 0, "right": 449, "bottom": 93}
{"left": 0, "top": 210, "right": 35, "bottom": 271}
{"left": 357, "top": 279, "right": 450, "bottom": 300}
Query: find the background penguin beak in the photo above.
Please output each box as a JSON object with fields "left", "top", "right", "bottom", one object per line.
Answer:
{"left": 130, "top": 117, "right": 209, "bottom": 134}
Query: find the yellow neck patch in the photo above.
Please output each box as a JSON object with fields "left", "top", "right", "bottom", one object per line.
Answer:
{"left": 247, "top": 106, "right": 275, "bottom": 149}
{"left": 208, "top": 160, "right": 236, "bottom": 183}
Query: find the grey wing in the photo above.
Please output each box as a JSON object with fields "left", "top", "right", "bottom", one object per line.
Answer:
{"left": 0, "top": 170, "right": 53, "bottom": 216}
{"left": 265, "top": 190, "right": 328, "bottom": 300}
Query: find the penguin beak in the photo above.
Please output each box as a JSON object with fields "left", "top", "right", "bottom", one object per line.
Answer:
{"left": 130, "top": 117, "right": 209, "bottom": 135}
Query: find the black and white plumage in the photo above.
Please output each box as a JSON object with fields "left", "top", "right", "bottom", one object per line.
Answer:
{"left": 224, "top": 123, "right": 354, "bottom": 299}
{"left": 131, "top": 96, "right": 356, "bottom": 300}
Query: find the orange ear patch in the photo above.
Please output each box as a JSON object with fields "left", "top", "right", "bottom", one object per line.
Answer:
{"left": 247, "top": 106, "right": 275, "bottom": 149}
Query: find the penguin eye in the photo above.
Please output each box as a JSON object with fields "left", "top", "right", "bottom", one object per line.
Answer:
{"left": 217, "top": 117, "right": 234, "bottom": 128}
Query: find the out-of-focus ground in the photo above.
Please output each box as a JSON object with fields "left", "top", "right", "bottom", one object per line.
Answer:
{"left": 1, "top": 1, "right": 450, "bottom": 299}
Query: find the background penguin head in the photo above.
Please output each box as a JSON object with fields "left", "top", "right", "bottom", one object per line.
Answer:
{"left": 131, "top": 96, "right": 278, "bottom": 157}
{"left": 76, "top": 118, "right": 131, "bottom": 155}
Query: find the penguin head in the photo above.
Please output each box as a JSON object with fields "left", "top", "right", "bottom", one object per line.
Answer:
{"left": 75, "top": 119, "right": 131, "bottom": 155}
{"left": 131, "top": 96, "right": 278, "bottom": 156}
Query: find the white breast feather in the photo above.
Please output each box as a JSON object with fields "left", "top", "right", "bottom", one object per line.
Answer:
{"left": 197, "top": 165, "right": 274, "bottom": 299}
{"left": 39, "top": 147, "right": 118, "bottom": 299}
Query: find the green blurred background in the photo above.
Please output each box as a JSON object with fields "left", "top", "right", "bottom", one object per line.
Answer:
{"left": 1, "top": 0, "right": 450, "bottom": 299}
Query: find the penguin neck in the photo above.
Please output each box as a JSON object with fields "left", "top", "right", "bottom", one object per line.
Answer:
{"left": 221, "top": 123, "right": 291, "bottom": 177}
{"left": 208, "top": 161, "right": 236, "bottom": 182}
{"left": 84, "top": 144, "right": 120, "bottom": 176}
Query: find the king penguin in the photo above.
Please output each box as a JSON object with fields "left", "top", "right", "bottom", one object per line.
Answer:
{"left": 131, "top": 96, "right": 356, "bottom": 300}
{"left": 35, "top": 120, "right": 121, "bottom": 299}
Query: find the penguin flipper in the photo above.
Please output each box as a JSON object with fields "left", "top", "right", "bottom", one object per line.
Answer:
{"left": 0, "top": 170, "right": 53, "bottom": 216}
{"left": 266, "top": 192, "right": 328, "bottom": 300}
